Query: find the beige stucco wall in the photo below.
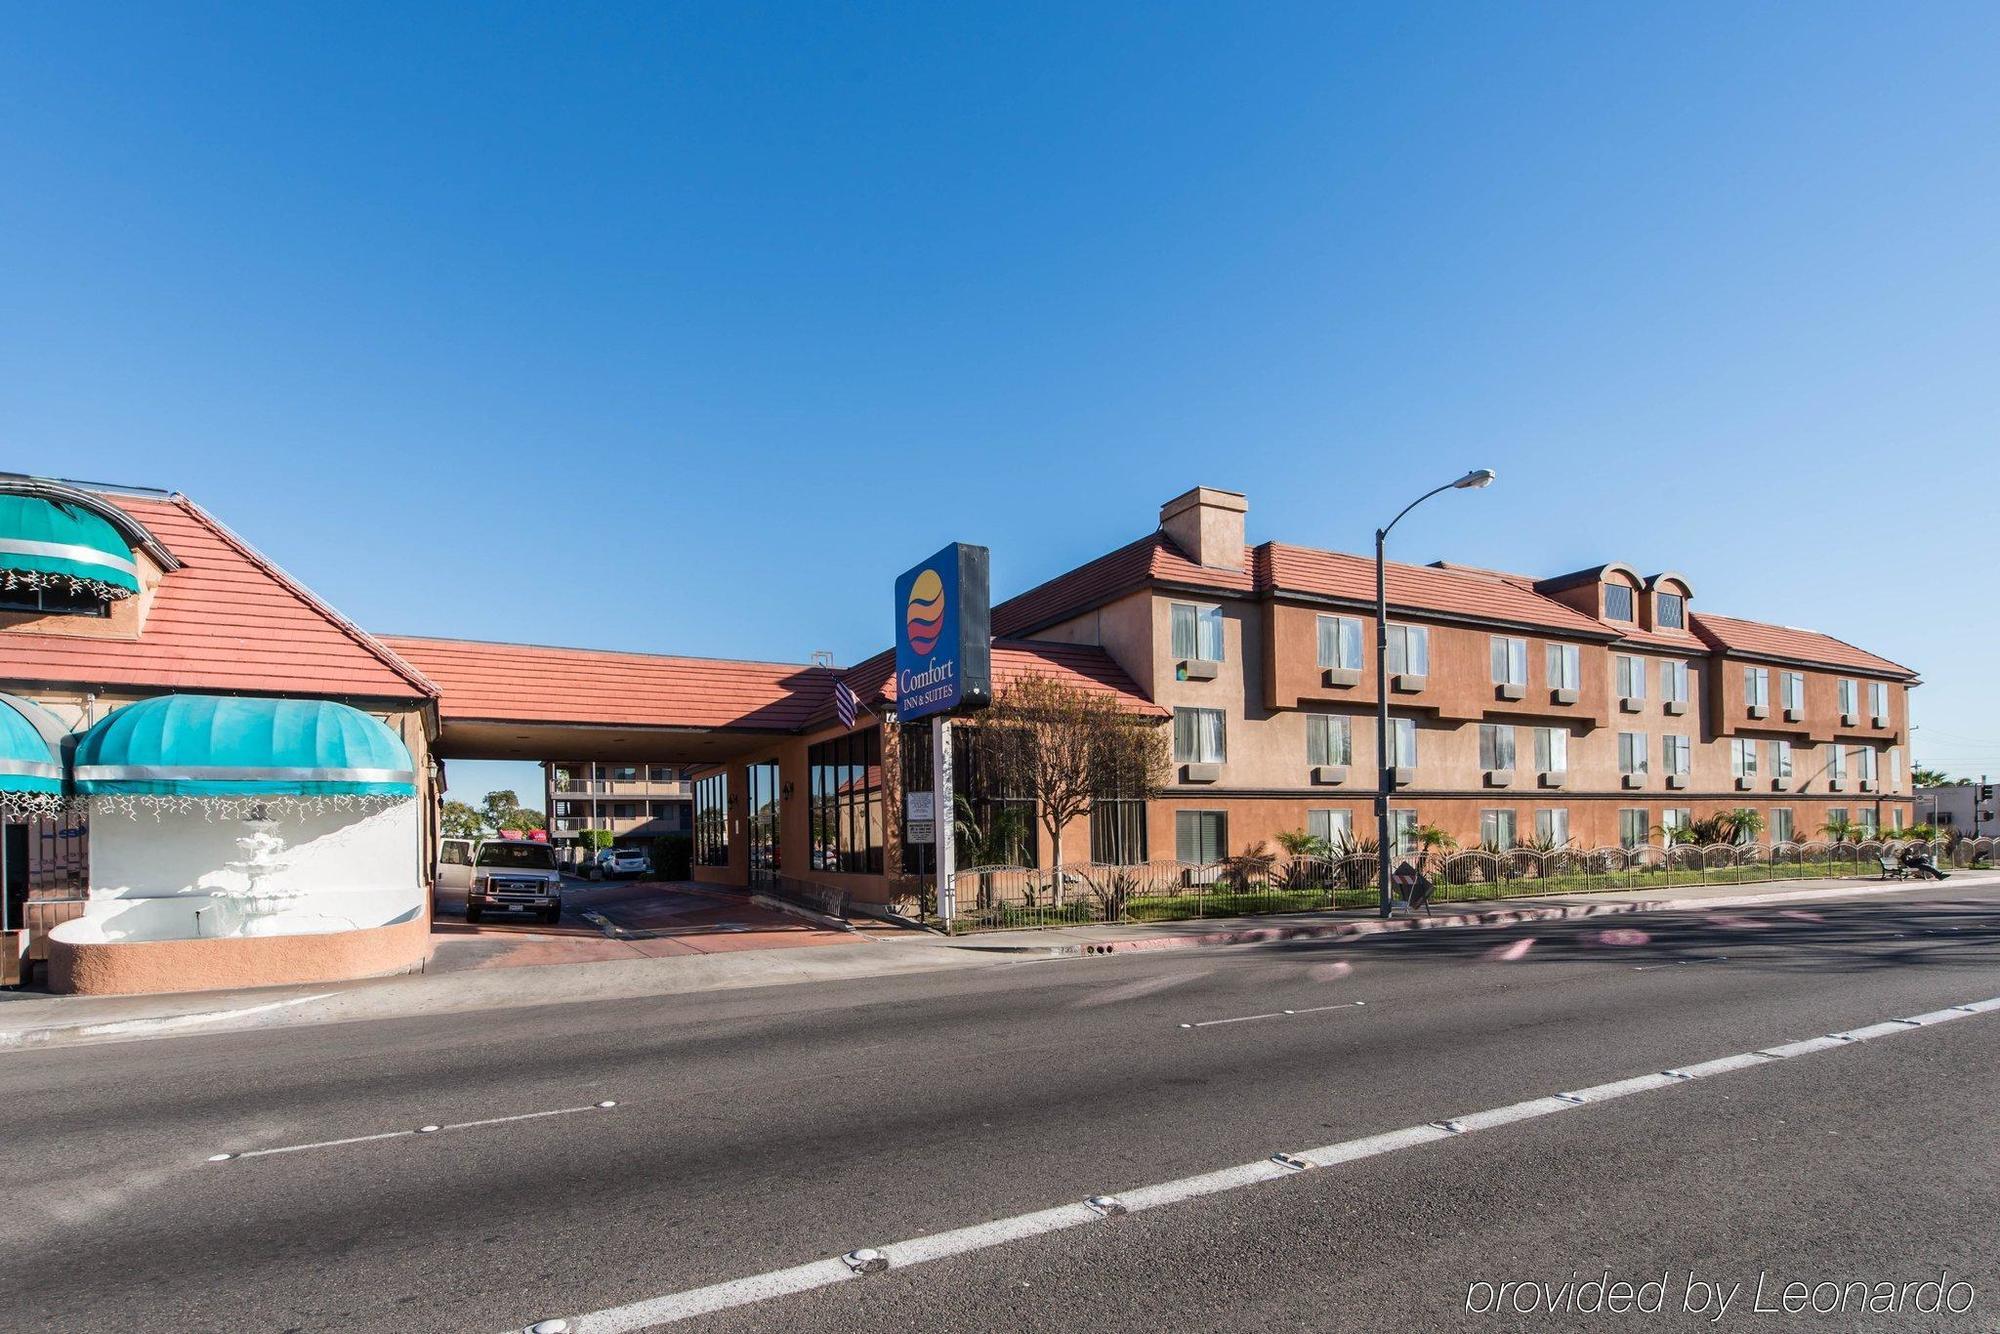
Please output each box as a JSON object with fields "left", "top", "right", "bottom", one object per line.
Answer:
{"left": 48, "top": 908, "right": 430, "bottom": 996}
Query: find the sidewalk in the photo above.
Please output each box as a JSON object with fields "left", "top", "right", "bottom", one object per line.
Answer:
{"left": 4, "top": 872, "right": 1991, "bottom": 1052}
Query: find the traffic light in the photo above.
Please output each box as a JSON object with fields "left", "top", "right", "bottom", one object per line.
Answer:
{"left": 1981, "top": 783, "right": 1995, "bottom": 802}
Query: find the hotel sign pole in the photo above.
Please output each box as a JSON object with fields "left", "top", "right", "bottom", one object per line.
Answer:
{"left": 934, "top": 718, "right": 955, "bottom": 927}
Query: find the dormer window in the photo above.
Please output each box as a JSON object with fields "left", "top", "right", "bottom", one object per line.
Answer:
{"left": 1656, "top": 592, "right": 1685, "bottom": 629}
{"left": 1604, "top": 584, "right": 1635, "bottom": 622}
{"left": 0, "top": 490, "right": 146, "bottom": 619}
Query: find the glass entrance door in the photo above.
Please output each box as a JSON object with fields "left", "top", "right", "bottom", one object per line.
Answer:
{"left": 745, "top": 761, "right": 781, "bottom": 888}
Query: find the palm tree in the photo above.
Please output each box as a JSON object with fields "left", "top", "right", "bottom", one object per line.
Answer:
{"left": 1820, "top": 814, "right": 1862, "bottom": 843}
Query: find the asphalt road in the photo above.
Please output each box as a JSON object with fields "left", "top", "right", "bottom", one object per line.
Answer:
{"left": 5, "top": 885, "right": 1998, "bottom": 1333}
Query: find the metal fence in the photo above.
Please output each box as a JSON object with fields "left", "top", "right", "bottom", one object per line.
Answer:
{"left": 926, "top": 837, "right": 1997, "bottom": 934}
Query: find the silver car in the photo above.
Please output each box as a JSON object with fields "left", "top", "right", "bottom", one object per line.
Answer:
{"left": 466, "top": 841, "right": 563, "bottom": 924}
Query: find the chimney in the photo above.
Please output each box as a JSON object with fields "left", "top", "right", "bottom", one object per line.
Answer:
{"left": 1159, "top": 487, "right": 1248, "bottom": 571}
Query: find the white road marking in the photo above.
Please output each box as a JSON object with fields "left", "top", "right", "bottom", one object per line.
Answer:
{"left": 540, "top": 994, "right": 2000, "bottom": 1334}
{"left": 1182, "top": 999, "right": 1367, "bottom": 1029}
{"left": 1631, "top": 955, "right": 1727, "bottom": 971}
{"left": 214, "top": 1102, "right": 615, "bottom": 1163}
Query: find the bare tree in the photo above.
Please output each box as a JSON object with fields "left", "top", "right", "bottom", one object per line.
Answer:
{"left": 966, "top": 672, "right": 1171, "bottom": 904}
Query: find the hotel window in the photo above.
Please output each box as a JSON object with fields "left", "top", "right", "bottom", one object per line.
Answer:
{"left": 1771, "top": 808, "right": 1794, "bottom": 844}
{"left": 1478, "top": 723, "right": 1516, "bottom": 771}
{"left": 1745, "top": 667, "right": 1770, "bottom": 709}
{"left": 1618, "top": 808, "right": 1650, "bottom": 848}
{"left": 1858, "top": 747, "right": 1878, "bottom": 784}
{"left": 1827, "top": 806, "right": 1850, "bottom": 831}
{"left": 1307, "top": 808, "right": 1353, "bottom": 848}
{"left": 808, "top": 729, "right": 884, "bottom": 875}
{"left": 1781, "top": 672, "right": 1805, "bottom": 714}
{"left": 1306, "top": 714, "right": 1352, "bottom": 767}
{"left": 1857, "top": 810, "right": 1879, "bottom": 838}
{"left": 1656, "top": 591, "right": 1686, "bottom": 629}
{"left": 1090, "top": 798, "right": 1147, "bottom": 865}
{"left": 1618, "top": 732, "right": 1648, "bottom": 776}
{"left": 1662, "top": 660, "right": 1689, "bottom": 704}
{"left": 1389, "top": 808, "right": 1419, "bottom": 856}
{"left": 1771, "top": 739, "right": 1793, "bottom": 779}
{"left": 1604, "top": 584, "right": 1635, "bottom": 622}
{"left": 1175, "top": 810, "right": 1227, "bottom": 864}
{"left": 1662, "top": 808, "right": 1692, "bottom": 839}
{"left": 611, "top": 766, "right": 640, "bottom": 782}
{"left": 1869, "top": 681, "right": 1889, "bottom": 721}
{"left": 1490, "top": 636, "right": 1527, "bottom": 686}
{"left": 693, "top": 773, "right": 729, "bottom": 866}
{"left": 1479, "top": 809, "right": 1518, "bottom": 850}
{"left": 1171, "top": 602, "right": 1225, "bottom": 662}
{"left": 649, "top": 765, "right": 676, "bottom": 782}
{"left": 1535, "top": 808, "right": 1570, "bottom": 845}
{"left": 1173, "top": 708, "right": 1227, "bottom": 764}
{"left": 1317, "top": 615, "right": 1363, "bottom": 672}
{"left": 1387, "top": 717, "right": 1418, "bottom": 767}
{"left": 1386, "top": 624, "right": 1429, "bottom": 676}
{"left": 1546, "top": 643, "right": 1580, "bottom": 690}
{"left": 1888, "top": 747, "right": 1902, "bottom": 790}
{"left": 1827, "top": 745, "right": 1849, "bottom": 782}
{"left": 1663, "top": 734, "right": 1691, "bottom": 776}
{"left": 1892, "top": 807, "right": 1906, "bottom": 832}
{"left": 1731, "top": 738, "right": 1758, "bottom": 779}
{"left": 1616, "top": 655, "right": 1646, "bottom": 700}
{"left": 1837, "top": 678, "right": 1858, "bottom": 716}
{"left": 1533, "top": 726, "right": 1567, "bottom": 773}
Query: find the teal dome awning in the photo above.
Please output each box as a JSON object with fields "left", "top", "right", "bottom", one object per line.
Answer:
{"left": 0, "top": 494, "right": 142, "bottom": 600}
{"left": 72, "top": 694, "right": 416, "bottom": 798}
{"left": 0, "top": 693, "right": 65, "bottom": 795}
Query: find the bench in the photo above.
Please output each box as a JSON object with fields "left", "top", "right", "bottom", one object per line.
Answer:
{"left": 1878, "top": 855, "right": 1909, "bottom": 881}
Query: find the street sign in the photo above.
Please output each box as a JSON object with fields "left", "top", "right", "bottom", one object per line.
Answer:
{"left": 1391, "top": 862, "right": 1419, "bottom": 894}
{"left": 893, "top": 542, "right": 992, "bottom": 722}
{"left": 907, "top": 819, "right": 935, "bottom": 843}
{"left": 905, "top": 791, "right": 935, "bottom": 822}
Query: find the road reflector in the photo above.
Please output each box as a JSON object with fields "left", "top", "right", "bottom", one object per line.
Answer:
{"left": 1270, "top": 1153, "right": 1313, "bottom": 1171}
{"left": 1085, "top": 1195, "right": 1127, "bottom": 1218}
{"left": 207, "top": 1153, "right": 234, "bottom": 1162}
{"left": 842, "top": 1248, "right": 889, "bottom": 1274}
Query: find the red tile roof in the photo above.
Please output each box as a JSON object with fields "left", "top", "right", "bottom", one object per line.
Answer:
{"left": 1259, "top": 543, "right": 1615, "bottom": 637}
{"left": 3, "top": 493, "right": 434, "bottom": 701}
{"left": 1690, "top": 613, "right": 1915, "bottom": 679}
{"left": 839, "top": 638, "right": 1164, "bottom": 719}
{"left": 991, "top": 534, "right": 1253, "bottom": 638}
{"left": 380, "top": 636, "right": 839, "bottom": 730}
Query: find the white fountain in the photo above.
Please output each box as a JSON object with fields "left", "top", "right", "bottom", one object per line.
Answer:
{"left": 220, "top": 810, "right": 308, "bottom": 936}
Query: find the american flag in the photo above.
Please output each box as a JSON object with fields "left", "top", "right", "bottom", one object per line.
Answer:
{"left": 834, "top": 679, "right": 859, "bottom": 730}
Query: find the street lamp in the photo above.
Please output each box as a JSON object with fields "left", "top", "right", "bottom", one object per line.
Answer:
{"left": 1375, "top": 467, "right": 1496, "bottom": 918}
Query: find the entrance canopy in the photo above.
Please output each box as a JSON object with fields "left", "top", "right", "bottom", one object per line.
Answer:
{"left": 72, "top": 693, "right": 417, "bottom": 797}
{"left": 0, "top": 692, "right": 66, "bottom": 795}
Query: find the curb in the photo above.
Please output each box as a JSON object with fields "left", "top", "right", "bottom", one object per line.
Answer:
{"left": 750, "top": 894, "right": 860, "bottom": 934}
{"left": 0, "top": 991, "right": 336, "bottom": 1051}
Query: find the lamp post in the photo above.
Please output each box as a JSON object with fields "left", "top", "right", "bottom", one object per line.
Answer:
{"left": 1375, "top": 467, "right": 1496, "bottom": 917}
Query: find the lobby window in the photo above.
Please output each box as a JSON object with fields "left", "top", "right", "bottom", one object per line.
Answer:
{"left": 1781, "top": 672, "right": 1805, "bottom": 714}
{"left": 1307, "top": 808, "right": 1353, "bottom": 848}
{"left": 1731, "top": 738, "right": 1758, "bottom": 779}
{"left": 1387, "top": 717, "right": 1418, "bottom": 768}
{"left": 1479, "top": 809, "right": 1518, "bottom": 850}
{"left": 1478, "top": 723, "right": 1516, "bottom": 771}
{"left": 1173, "top": 708, "right": 1226, "bottom": 764}
{"left": 1662, "top": 660, "right": 1689, "bottom": 704}
{"left": 1490, "top": 636, "right": 1527, "bottom": 687}
{"left": 1618, "top": 808, "right": 1650, "bottom": 848}
{"left": 1535, "top": 808, "right": 1570, "bottom": 846}
{"left": 1745, "top": 667, "right": 1770, "bottom": 709}
{"left": 1534, "top": 726, "right": 1567, "bottom": 773}
{"left": 1771, "top": 739, "right": 1793, "bottom": 779}
{"left": 694, "top": 773, "right": 729, "bottom": 866}
{"left": 902, "top": 719, "right": 1038, "bottom": 874}
{"left": 1656, "top": 591, "right": 1685, "bottom": 629}
{"left": 1171, "top": 602, "right": 1225, "bottom": 663}
{"left": 1090, "top": 798, "right": 1147, "bottom": 865}
{"left": 1616, "top": 655, "right": 1646, "bottom": 701}
{"left": 1772, "top": 808, "right": 1794, "bottom": 844}
{"left": 1317, "top": 615, "right": 1363, "bottom": 672}
{"left": 1837, "top": 678, "right": 1858, "bottom": 717}
{"left": 1389, "top": 809, "right": 1419, "bottom": 856}
{"left": 1618, "top": 732, "right": 1648, "bottom": 776}
{"left": 808, "top": 729, "right": 884, "bottom": 875}
{"left": 1546, "top": 643, "right": 1580, "bottom": 691}
{"left": 1175, "top": 810, "right": 1227, "bottom": 864}
{"left": 1386, "top": 624, "right": 1429, "bottom": 677}
{"left": 1663, "top": 734, "right": 1690, "bottom": 776}
{"left": 1604, "top": 584, "right": 1635, "bottom": 622}
{"left": 1306, "top": 714, "right": 1351, "bottom": 767}
{"left": 1869, "top": 681, "right": 1889, "bottom": 722}
{"left": 1827, "top": 745, "right": 1849, "bottom": 782}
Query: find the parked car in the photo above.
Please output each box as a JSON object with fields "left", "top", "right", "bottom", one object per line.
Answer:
{"left": 466, "top": 840, "right": 563, "bottom": 924}
{"left": 603, "top": 846, "right": 653, "bottom": 879}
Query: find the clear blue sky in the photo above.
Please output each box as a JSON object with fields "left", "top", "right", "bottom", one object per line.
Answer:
{"left": 6, "top": 3, "right": 1998, "bottom": 805}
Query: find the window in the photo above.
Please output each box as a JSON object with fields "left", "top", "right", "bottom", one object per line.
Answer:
{"left": 1478, "top": 723, "right": 1516, "bottom": 771}
{"left": 1386, "top": 624, "right": 1429, "bottom": 676}
{"left": 1661, "top": 808, "right": 1692, "bottom": 838}
{"left": 1386, "top": 717, "right": 1418, "bottom": 767}
{"left": 1490, "top": 636, "right": 1527, "bottom": 686}
{"left": 808, "top": 729, "right": 884, "bottom": 874}
{"left": 1317, "top": 615, "right": 1363, "bottom": 672}
{"left": 1616, "top": 655, "right": 1646, "bottom": 700}
{"left": 0, "top": 582, "right": 113, "bottom": 617}
{"left": 1828, "top": 744, "right": 1849, "bottom": 781}
{"left": 1858, "top": 747, "right": 1878, "bottom": 783}
{"left": 1892, "top": 807, "right": 1906, "bottom": 832}
{"left": 1534, "top": 726, "right": 1568, "bottom": 773}
{"left": 1745, "top": 667, "right": 1770, "bottom": 708}
{"left": 1857, "top": 810, "right": 1879, "bottom": 838}
{"left": 1731, "top": 738, "right": 1758, "bottom": 778}
{"left": 1837, "top": 679, "right": 1857, "bottom": 716}
{"left": 649, "top": 765, "right": 676, "bottom": 782}
{"left": 1663, "top": 735, "right": 1691, "bottom": 775}
{"left": 1656, "top": 592, "right": 1685, "bottom": 629}
{"left": 1889, "top": 747, "right": 1902, "bottom": 790}
{"left": 1827, "top": 806, "right": 1850, "bottom": 831}
{"left": 1771, "top": 739, "right": 1793, "bottom": 779}
{"left": 1479, "top": 809, "right": 1518, "bottom": 850}
{"left": 1771, "top": 808, "right": 1794, "bottom": 844}
{"left": 1546, "top": 644, "right": 1581, "bottom": 690}
{"left": 1389, "top": 809, "right": 1419, "bottom": 855}
{"left": 1173, "top": 708, "right": 1227, "bottom": 764}
{"left": 610, "top": 765, "right": 640, "bottom": 782}
{"left": 1307, "top": 808, "right": 1353, "bottom": 848}
{"left": 1781, "top": 672, "right": 1805, "bottom": 713}
{"left": 1604, "top": 584, "right": 1635, "bottom": 621}
{"left": 440, "top": 840, "right": 473, "bottom": 866}
{"left": 694, "top": 773, "right": 729, "bottom": 866}
{"left": 1090, "top": 799, "right": 1148, "bottom": 864}
{"left": 1619, "top": 808, "right": 1650, "bottom": 848}
{"left": 1662, "top": 660, "right": 1689, "bottom": 704}
{"left": 1175, "top": 810, "right": 1227, "bottom": 864}
{"left": 1171, "top": 602, "right": 1225, "bottom": 662}
{"left": 1306, "top": 714, "right": 1351, "bottom": 767}
{"left": 1535, "top": 808, "right": 1570, "bottom": 845}
{"left": 1868, "top": 681, "right": 1889, "bottom": 721}
{"left": 1618, "top": 732, "right": 1648, "bottom": 776}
